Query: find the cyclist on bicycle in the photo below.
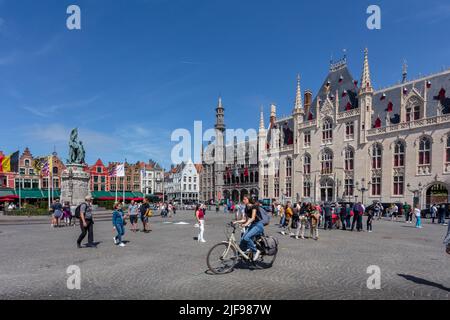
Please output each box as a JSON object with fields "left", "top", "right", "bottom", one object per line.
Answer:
{"left": 233, "top": 195, "right": 264, "bottom": 261}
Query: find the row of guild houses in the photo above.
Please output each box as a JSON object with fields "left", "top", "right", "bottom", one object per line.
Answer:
{"left": 200, "top": 48, "right": 450, "bottom": 209}
{"left": 0, "top": 147, "right": 164, "bottom": 204}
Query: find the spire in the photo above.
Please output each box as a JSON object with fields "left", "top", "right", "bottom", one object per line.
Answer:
{"left": 294, "top": 74, "right": 303, "bottom": 110}
{"left": 259, "top": 106, "right": 265, "bottom": 131}
{"left": 402, "top": 59, "right": 408, "bottom": 83}
{"left": 360, "top": 48, "right": 373, "bottom": 94}
{"left": 215, "top": 96, "right": 225, "bottom": 132}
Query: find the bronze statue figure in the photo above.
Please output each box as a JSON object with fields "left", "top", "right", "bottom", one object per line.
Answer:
{"left": 68, "top": 128, "right": 86, "bottom": 164}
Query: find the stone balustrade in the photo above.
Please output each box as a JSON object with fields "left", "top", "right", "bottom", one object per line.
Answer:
{"left": 367, "top": 114, "right": 450, "bottom": 136}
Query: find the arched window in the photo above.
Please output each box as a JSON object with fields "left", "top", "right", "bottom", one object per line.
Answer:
{"left": 286, "top": 158, "right": 292, "bottom": 178}
{"left": 274, "top": 160, "right": 280, "bottom": 178}
{"left": 344, "top": 148, "right": 354, "bottom": 171}
{"left": 406, "top": 106, "right": 421, "bottom": 122}
{"left": 372, "top": 144, "right": 382, "bottom": 169}
{"left": 345, "top": 122, "right": 354, "bottom": 140}
{"left": 418, "top": 137, "right": 431, "bottom": 165}
{"left": 321, "top": 150, "right": 333, "bottom": 175}
{"left": 24, "top": 159, "right": 30, "bottom": 167}
{"left": 304, "top": 154, "right": 311, "bottom": 174}
{"left": 393, "top": 173, "right": 404, "bottom": 195}
{"left": 322, "top": 118, "right": 333, "bottom": 143}
{"left": 394, "top": 141, "right": 405, "bottom": 168}
{"left": 303, "top": 180, "right": 311, "bottom": 198}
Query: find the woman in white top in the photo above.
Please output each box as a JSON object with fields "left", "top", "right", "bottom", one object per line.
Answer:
{"left": 414, "top": 205, "right": 422, "bottom": 229}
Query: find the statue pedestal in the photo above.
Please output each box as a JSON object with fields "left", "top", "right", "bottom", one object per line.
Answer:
{"left": 61, "top": 164, "right": 90, "bottom": 206}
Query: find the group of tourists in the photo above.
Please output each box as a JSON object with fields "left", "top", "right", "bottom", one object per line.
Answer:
{"left": 50, "top": 199, "right": 75, "bottom": 227}
{"left": 73, "top": 196, "right": 153, "bottom": 249}
{"left": 270, "top": 200, "right": 431, "bottom": 241}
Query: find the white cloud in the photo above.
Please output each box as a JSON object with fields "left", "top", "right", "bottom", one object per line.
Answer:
{"left": 21, "top": 95, "right": 101, "bottom": 118}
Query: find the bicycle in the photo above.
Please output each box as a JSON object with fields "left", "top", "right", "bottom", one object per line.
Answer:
{"left": 206, "top": 222, "right": 278, "bottom": 274}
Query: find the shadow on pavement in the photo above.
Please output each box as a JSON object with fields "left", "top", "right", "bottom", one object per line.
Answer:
{"left": 398, "top": 274, "right": 450, "bottom": 292}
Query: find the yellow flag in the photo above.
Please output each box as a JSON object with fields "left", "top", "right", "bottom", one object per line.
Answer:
{"left": 1, "top": 155, "right": 11, "bottom": 172}
{"left": 48, "top": 155, "right": 53, "bottom": 174}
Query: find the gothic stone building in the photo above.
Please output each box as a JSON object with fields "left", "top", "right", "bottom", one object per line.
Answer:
{"left": 258, "top": 49, "right": 450, "bottom": 208}
{"left": 200, "top": 98, "right": 260, "bottom": 204}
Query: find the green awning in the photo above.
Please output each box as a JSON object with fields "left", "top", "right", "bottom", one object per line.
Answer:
{"left": 52, "top": 189, "right": 61, "bottom": 198}
{"left": 0, "top": 189, "right": 16, "bottom": 197}
{"left": 91, "top": 191, "right": 115, "bottom": 199}
{"left": 19, "top": 189, "right": 45, "bottom": 199}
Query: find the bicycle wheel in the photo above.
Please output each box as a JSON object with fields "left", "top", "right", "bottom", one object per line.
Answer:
{"left": 206, "top": 243, "right": 238, "bottom": 274}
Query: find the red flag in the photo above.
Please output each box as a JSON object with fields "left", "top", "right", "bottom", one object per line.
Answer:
{"left": 374, "top": 117, "right": 382, "bottom": 128}
{"left": 244, "top": 168, "right": 249, "bottom": 177}
{"left": 308, "top": 112, "right": 313, "bottom": 121}
{"left": 386, "top": 101, "right": 393, "bottom": 113}
{"left": 346, "top": 102, "right": 352, "bottom": 111}
{"left": 439, "top": 88, "right": 446, "bottom": 100}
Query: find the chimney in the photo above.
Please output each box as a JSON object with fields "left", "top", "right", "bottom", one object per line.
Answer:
{"left": 304, "top": 90, "right": 312, "bottom": 108}
{"left": 304, "top": 90, "right": 313, "bottom": 116}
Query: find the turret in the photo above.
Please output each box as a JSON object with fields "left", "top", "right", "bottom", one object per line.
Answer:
{"left": 358, "top": 48, "right": 374, "bottom": 144}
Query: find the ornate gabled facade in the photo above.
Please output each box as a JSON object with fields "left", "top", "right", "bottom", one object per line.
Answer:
{"left": 200, "top": 98, "right": 260, "bottom": 204}
{"left": 259, "top": 48, "right": 450, "bottom": 208}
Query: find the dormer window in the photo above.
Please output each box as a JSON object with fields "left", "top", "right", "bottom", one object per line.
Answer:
{"left": 406, "top": 106, "right": 420, "bottom": 122}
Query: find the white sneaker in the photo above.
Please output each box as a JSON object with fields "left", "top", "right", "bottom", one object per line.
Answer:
{"left": 113, "top": 237, "right": 118, "bottom": 245}
{"left": 200, "top": 239, "right": 206, "bottom": 243}
{"left": 295, "top": 236, "right": 299, "bottom": 240}
{"left": 119, "top": 242, "right": 126, "bottom": 247}
{"left": 281, "top": 231, "right": 286, "bottom": 235}
{"left": 253, "top": 250, "right": 261, "bottom": 261}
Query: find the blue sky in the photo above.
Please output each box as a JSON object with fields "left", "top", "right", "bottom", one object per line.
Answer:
{"left": 1, "top": 0, "right": 449, "bottom": 169}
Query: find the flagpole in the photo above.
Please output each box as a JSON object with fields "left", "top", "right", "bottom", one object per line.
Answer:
{"left": 115, "top": 175, "right": 118, "bottom": 203}
{"left": 18, "top": 176, "right": 22, "bottom": 210}
{"left": 50, "top": 163, "right": 53, "bottom": 203}
{"left": 48, "top": 172, "right": 51, "bottom": 209}
{"left": 123, "top": 159, "right": 126, "bottom": 204}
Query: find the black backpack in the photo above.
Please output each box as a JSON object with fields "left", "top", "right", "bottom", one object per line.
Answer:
{"left": 74, "top": 203, "right": 84, "bottom": 219}
{"left": 259, "top": 236, "right": 279, "bottom": 256}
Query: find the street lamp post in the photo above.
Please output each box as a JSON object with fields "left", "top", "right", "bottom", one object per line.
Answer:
{"left": 407, "top": 182, "right": 423, "bottom": 209}
{"left": 355, "top": 178, "right": 369, "bottom": 205}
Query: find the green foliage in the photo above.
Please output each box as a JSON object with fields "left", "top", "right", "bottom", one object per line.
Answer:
{"left": 5, "top": 205, "right": 50, "bottom": 216}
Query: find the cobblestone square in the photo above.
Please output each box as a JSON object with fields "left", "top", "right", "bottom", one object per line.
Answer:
{"left": 0, "top": 212, "right": 448, "bottom": 300}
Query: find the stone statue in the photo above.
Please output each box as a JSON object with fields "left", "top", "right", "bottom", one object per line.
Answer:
{"left": 68, "top": 128, "right": 85, "bottom": 164}
{"left": 77, "top": 141, "right": 86, "bottom": 164}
